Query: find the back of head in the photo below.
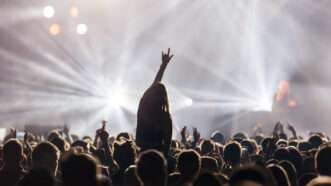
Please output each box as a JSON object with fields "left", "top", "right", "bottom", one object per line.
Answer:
{"left": 279, "top": 160, "right": 297, "bottom": 186}
{"left": 200, "top": 140, "right": 215, "bottom": 155}
{"left": 309, "top": 135, "right": 323, "bottom": 149}
{"left": 61, "top": 153, "right": 98, "bottom": 186}
{"left": 224, "top": 141, "right": 241, "bottom": 167}
{"left": 113, "top": 141, "right": 136, "bottom": 172}
{"left": 315, "top": 146, "right": 331, "bottom": 176}
{"left": 32, "top": 142, "right": 59, "bottom": 174}
{"left": 273, "top": 148, "right": 290, "bottom": 161}
{"left": 3, "top": 139, "right": 23, "bottom": 164}
{"left": 194, "top": 173, "right": 223, "bottom": 186}
{"left": 177, "top": 150, "right": 201, "bottom": 182}
{"left": 201, "top": 156, "right": 219, "bottom": 173}
{"left": 17, "top": 168, "right": 55, "bottom": 186}
{"left": 136, "top": 150, "right": 167, "bottom": 186}
{"left": 267, "top": 164, "right": 290, "bottom": 186}
{"left": 229, "top": 165, "right": 276, "bottom": 186}
{"left": 211, "top": 131, "right": 225, "bottom": 145}
{"left": 50, "top": 136, "right": 66, "bottom": 153}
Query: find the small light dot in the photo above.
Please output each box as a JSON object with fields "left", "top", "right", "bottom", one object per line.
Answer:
{"left": 70, "top": 6, "right": 79, "bottom": 18}
{"left": 49, "top": 23, "right": 61, "bottom": 35}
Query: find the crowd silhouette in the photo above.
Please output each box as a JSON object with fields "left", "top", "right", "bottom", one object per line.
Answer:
{"left": 1, "top": 49, "right": 331, "bottom": 186}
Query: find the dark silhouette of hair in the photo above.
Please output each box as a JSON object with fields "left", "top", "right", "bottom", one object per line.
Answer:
{"left": 177, "top": 150, "right": 201, "bottom": 183}
{"left": 194, "top": 173, "right": 223, "bottom": 186}
{"left": 136, "top": 83, "right": 172, "bottom": 155}
{"left": 201, "top": 156, "right": 219, "bottom": 173}
{"left": 123, "top": 165, "right": 140, "bottom": 186}
{"left": 32, "top": 141, "right": 59, "bottom": 175}
{"left": 50, "top": 136, "right": 66, "bottom": 153}
{"left": 113, "top": 141, "right": 136, "bottom": 172}
{"left": 229, "top": 165, "right": 276, "bottom": 186}
{"left": 315, "top": 146, "right": 331, "bottom": 176}
{"left": 200, "top": 140, "right": 215, "bottom": 155}
{"left": 2, "top": 139, "right": 23, "bottom": 163}
{"left": 273, "top": 148, "right": 290, "bottom": 161}
{"left": 224, "top": 141, "right": 241, "bottom": 167}
{"left": 61, "top": 153, "right": 99, "bottom": 186}
{"left": 309, "top": 135, "right": 323, "bottom": 149}
{"left": 267, "top": 164, "right": 290, "bottom": 186}
{"left": 211, "top": 131, "right": 225, "bottom": 145}
{"left": 136, "top": 150, "right": 167, "bottom": 186}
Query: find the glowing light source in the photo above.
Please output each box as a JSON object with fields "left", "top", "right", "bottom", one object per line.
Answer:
{"left": 185, "top": 98, "right": 193, "bottom": 106}
{"left": 76, "top": 24, "right": 88, "bottom": 35}
{"left": 70, "top": 6, "right": 79, "bottom": 18}
{"left": 43, "top": 6, "right": 55, "bottom": 18}
{"left": 49, "top": 23, "right": 61, "bottom": 35}
{"left": 254, "top": 98, "right": 273, "bottom": 112}
{"left": 108, "top": 91, "right": 126, "bottom": 107}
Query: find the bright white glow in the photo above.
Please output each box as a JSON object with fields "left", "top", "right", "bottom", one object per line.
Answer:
{"left": 43, "top": 6, "right": 55, "bottom": 18}
{"left": 49, "top": 23, "right": 61, "bottom": 35}
{"left": 185, "top": 98, "right": 193, "bottom": 106}
{"left": 254, "top": 98, "right": 273, "bottom": 112}
{"left": 76, "top": 24, "right": 88, "bottom": 35}
{"left": 70, "top": 6, "right": 79, "bottom": 18}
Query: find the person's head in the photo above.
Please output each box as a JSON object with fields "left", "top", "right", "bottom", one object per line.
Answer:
{"left": 241, "top": 139, "right": 258, "bottom": 155}
{"left": 201, "top": 156, "right": 219, "bottom": 173}
{"left": 32, "top": 142, "right": 60, "bottom": 175}
{"left": 194, "top": 173, "right": 223, "bottom": 186}
{"left": 287, "top": 146, "right": 303, "bottom": 174}
{"left": 211, "top": 131, "right": 225, "bottom": 145}
{"left": 267, "top": 164, "right": 290, "bottom": 186}
{"left": 123, "top": 165, "right": 140, "bottom": 186}
{"left": 200, "top": 140, "right": 215, "bottom": 155}
{"left": 315, "top": 146, "right": 331, "bottom": 176}
{"left": 309, "top": 135, "right": 323, "bottom": 149}
{"left": 224, "top": 141, "right": 241, "bottom": 167}
{"left": 18, "top": 168, "right": 55, "bottom": 186}
{"left": 61, "top": 153, "right": 99, "bottom": 186}
{"left": 229, "top": 165, "right": 276, "bottom": 186}
{"left": 298, "top": 141, "right": 313, "bottom": 152}
{"left": 113, "top": 140, "right": 137, "bottom": 172}
{"left": 47, "top": 130, "right": 61, "bottom": 141}
{"left": 136, "top": 150, "right": 167, "bottom": 186}
{"left": 71, "top": 140, "right": 89, "bottom": 152}
{"left": 50, "top": 136, "right": 66, "bottom": 153}
{"left": 273, "top": 148, "right": 290, "bottom": 161}
{"left": 3, "top": 139, "right": 23, "bottom": 165}
{"left": 177, "top": 150, "right": 201, "bottom": 182}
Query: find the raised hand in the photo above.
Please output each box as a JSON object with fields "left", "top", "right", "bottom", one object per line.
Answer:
{"left": 162, "top": 48, "right": 174, "bottom": 65}
{"left": 193, "top": 127, "right": 201, "bottom": 143}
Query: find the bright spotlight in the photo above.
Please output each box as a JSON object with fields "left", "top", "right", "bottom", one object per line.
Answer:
{"left": 254, "top": 98, "right": 273, "bottom": 112}
{"left": 76, "top": 24, "right": 88, "bottom": 35}
{"left": 70, "top": 6, "right": 79, "bottom": 18}
{"left": 43, "top": 6, "right": 55, "bottom": 18}
{"left": 49, "top": 23, "right": 61, "bottom": 35}
{"left": 185, "top": 98, "right": 193, "bottom": 106}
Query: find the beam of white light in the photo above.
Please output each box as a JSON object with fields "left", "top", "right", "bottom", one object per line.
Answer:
{"left": 76, "top": 24, "right": 88, "bottom": 35}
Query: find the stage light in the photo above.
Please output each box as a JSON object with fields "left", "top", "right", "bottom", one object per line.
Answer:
{"left": 76, "top": 24, "right": 88, "bottom": 35}
{"left": 70, "top": 6, "right": 79, "bottom": 18}
{"left": 49, "top": 23, "right": 61, "bottom": 35}
{"left": 254, "top": 98, "right": 273, "bottom": 112}
{"left": 43, "top": 6, "right": 55, "bottom": 18}
{"left": 185, "top": 98, "right": 193, "bottom": 106}
{"left": 107, "top": 91, "right": 126, "bottom": 107}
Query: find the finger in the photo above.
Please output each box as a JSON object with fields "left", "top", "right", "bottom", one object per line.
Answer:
{"left": 167, "top": 48, "right": 170, "bottom": 56}
{"left": 170, "top": 55, "right": 174, "bottom": 59}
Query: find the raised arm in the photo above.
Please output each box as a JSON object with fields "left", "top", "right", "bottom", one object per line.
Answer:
{"left": 152, "top": 48, "right": 174, "bottom": 85}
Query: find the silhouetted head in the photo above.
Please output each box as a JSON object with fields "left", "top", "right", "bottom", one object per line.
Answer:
{"left": 200, "top": 140, "right": 215, "bottom": 155}
{"left": 273, "top": 147, "right": 290, "bottom": 161}
{"left": 201, "top": 156, "right": 219, "bottom": 173}
{"left": 224, "top": 141, "right": 241, "bottom": 167}
{"left": 61, "top": 153, "right": 99, "bottom": 186}
{"left": 136, "top": 150, "right": 167, "bottom": 186}
{"left": 267, "top": 164, "right": 290, "bottom": 186}
{"left": 177, "top": 150, "right": 201, "bottom": 182}
{"left": 3, "top": 139, "right": 23, "bottom": 165}
{"left": 241, "top": 139, "right": 258, "bottom": 155}
{"left": 32, "top": 142, "right": 60, "bottom": 175}
{"left": 211, "top": 131, "right": 225, "bottom": 145}
{"left": 50, "top": 136, "right": 66, "bottom": 153}
{"left": 309, "top": 135, "right": 323, "bottom": 149}
{"left": 229, "top": 165, "right": 276, "bottom": 186}
{"left": 315, "top": 146, "right": 331, "bottom": 176}
{"left": 279, "top": 160, "right": 297, "bottom": 186}
{"left": 113, "top": 140, "right": 136, "bottom": 172}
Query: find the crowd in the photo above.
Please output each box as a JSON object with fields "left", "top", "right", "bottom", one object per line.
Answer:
{"left": 1, "top": 49, "right": 331, "bottom": 186}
